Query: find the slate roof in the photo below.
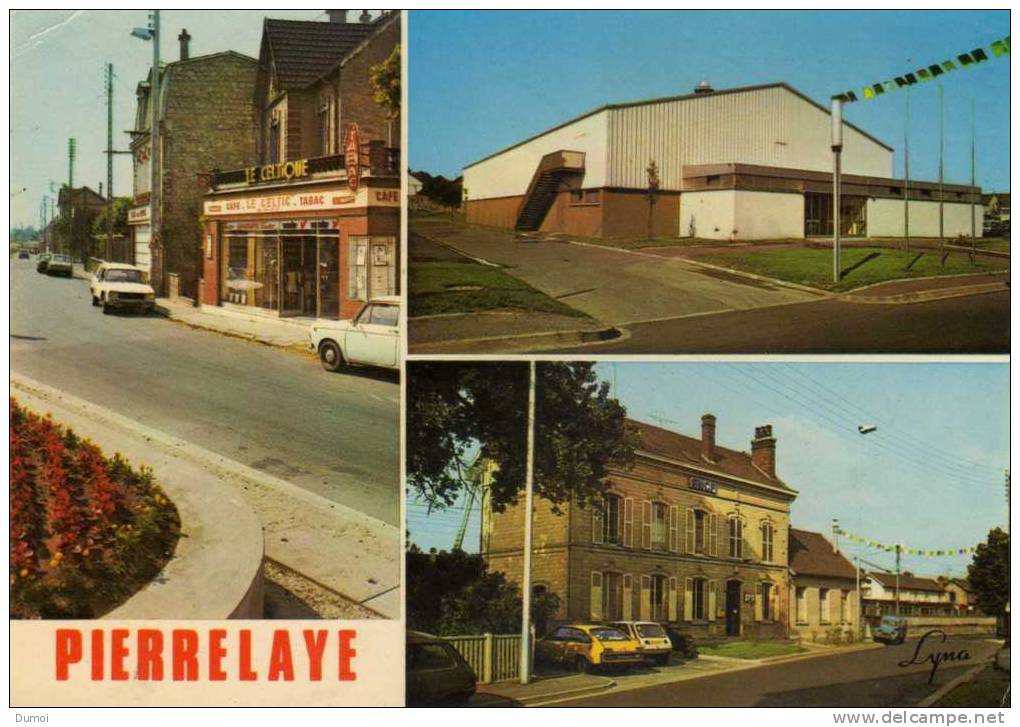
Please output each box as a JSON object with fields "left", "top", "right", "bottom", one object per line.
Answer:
{"left": 789, "top": 529, "right": 857, "bottom": 580}
{"left": 868, "top": 571, "right": 945, "bottom": 593}
{"left": 263, "top": 18, "right": 378, "bottom": 90}
{"left": 627, "top": 419, "right": 793, "bottom": 491}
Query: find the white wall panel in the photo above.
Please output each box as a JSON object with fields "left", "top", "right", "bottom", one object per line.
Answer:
{"left": 866, "top": 198, "right": 984, "bottom": 237}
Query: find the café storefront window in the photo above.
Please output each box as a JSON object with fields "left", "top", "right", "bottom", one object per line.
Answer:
{"left": 221, "top": 220, "right": 342, "bottom": 319}
{"left": 348, "top": 236, "right": 398, "bottom": 302}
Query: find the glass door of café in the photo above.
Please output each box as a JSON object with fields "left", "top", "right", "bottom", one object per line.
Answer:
{"left": 280, "top": 232, "right": 317, "bottom": 317}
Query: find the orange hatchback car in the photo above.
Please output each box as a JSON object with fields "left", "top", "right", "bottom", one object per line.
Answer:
{"left": 535, "top": 624, "right": 643, "bottom": 674}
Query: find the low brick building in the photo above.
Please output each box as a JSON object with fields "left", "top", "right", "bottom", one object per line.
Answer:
{"left": 199, "top": 10, "right": 400, "bottom": 321}
{"left": 128, "top": 35, "right": 258, "bottom": 297}
{"left": 788, "top": 528, "right": 859, "bottom": 643}
{"left": 482, "top": 414, "right": 797, "bottom": 640}
{"left": 56, "top": 186, "right": 108, "bottom": 260}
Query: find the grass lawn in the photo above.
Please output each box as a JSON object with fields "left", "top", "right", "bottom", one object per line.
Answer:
{"left": 972, "top": 239, "right": 1011, "bottom": 254}
{"left": 698, "top": 246, "right": 1009, "bottom": 292}
{"left": 698, "top": 640, "right": 806, "bottom": 659}
{"left": 936, "top": 666, "right": 1010, "bottom": 708}
{"left": 409, "top": 261, "right": 586, "bottom": 318}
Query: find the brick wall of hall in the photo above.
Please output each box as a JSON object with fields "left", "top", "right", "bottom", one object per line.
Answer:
{"left": 162, "top": 54, "right": 257, "bottom": 298}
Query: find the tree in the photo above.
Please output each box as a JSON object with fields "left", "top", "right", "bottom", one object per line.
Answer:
{"left": 645, "top": 159, "right": 660, "bottom": 239}
{"left": 406, "top": 546, "right": 559, "bottom": 635}
{"left": 91, "top": 197, "right": 131, "bottom": 240}
{"left": 967, "top": 527, "right": 1009, "bottom": 617}
{"left": 369, "top": 44, "right": 401, "bottom": 147}
{"left": 407, "top": 362, "right": 636, "bottom": 513}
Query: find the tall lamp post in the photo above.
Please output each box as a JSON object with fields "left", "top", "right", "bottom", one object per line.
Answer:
{"left": 132, "top": 11, "right": 160, "bottom": 291}
{"left": 856, "top": 424, "right": 877, "bottom": 639}
{"left": 831, "top": 97, "right": 843, "bottom": 284}
{"left": 519, "top": 361, "right": 537, "bottom": 685}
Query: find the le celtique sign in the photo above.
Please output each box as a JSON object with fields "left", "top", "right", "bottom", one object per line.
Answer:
{"left": 244, "top": 159, "right": 310, "bottom": 185}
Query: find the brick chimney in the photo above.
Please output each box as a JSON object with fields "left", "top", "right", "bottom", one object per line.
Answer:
{"left": 359, "top": 10, "right": 372, "bottom": 23}
{"left": 326, "top": 10, "right": 348, "bottom": 23}
{"left": 701, "top": 414, "right": 716, "bottom": 462}
{"left": 751, "top": 425, "right": 776, "bottom": 479}
{"left": 178, "top": 29, "right": 191, "bottom": 61}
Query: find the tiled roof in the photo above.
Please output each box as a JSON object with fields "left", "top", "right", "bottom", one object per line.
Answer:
{"left": 263, "top": 18, "right": 377, "bottom": 89}
{"left": 868, "top": 571, "right": 945, "bottom": 593}
{"left": 789, "top": 529, "right": 857, "bottom": 580}
{"left": 627, "top": 419, "right": 792, "bottom": 491}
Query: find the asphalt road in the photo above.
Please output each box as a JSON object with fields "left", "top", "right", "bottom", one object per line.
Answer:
{"left": 553, "top": 636, "right": 1001, "bottom": 707}
{"left": 10, "top": 258, "right": 399, "bottom": 525}
{"left": 554, "top": 292, "right": 1010, "bottom": 354}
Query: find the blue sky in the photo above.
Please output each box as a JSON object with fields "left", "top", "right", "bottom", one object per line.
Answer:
{"left": 406, "top": 362, "right": 1009, "bottom": 579}
{"left": 409, "top": 10, "right": 1010, "bottom": 192}
{"left": 9, "top": 10, "right": 378, "bottom": 229}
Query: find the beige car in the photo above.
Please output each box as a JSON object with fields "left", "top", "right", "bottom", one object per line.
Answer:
{"left": 90, "top": 262, "right": 156, "bottom": 315}
{"left": 308, "top": 296, "right": 400, "bottom": 371}
{"left": 609, "top": 621, "right": 673, "bottom": 665}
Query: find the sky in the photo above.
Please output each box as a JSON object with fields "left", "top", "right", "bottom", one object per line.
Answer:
{"left": 9, "top": 9, "right": 375, "bottom": 229}
{"left": 408, "top": 10, "right": 1010, "bottom": 192}
{"left": 406, "top": 362, "right": 1009, "bottom": 580}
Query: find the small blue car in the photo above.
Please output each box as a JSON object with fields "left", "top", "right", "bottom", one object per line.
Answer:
{"left": 873, "top": 615, "right": 908, "bottom": 645}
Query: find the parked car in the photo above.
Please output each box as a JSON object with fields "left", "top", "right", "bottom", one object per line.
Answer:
{"left": 17, "top": 250, "right": 30, "bottom": 259}
{"left": 90, "top": 262, "right": 156, "bottom": 315}
{"left": 405, "top": 631, "right": 477, "bottom": 706}
{"left": 36, "top": 253, "right": 52, "bottom": 273}
{"left": 873, "top": 615, "right": 908, "bottom": 645}
{"left": 308, "top": 296, "right": 400, "bottom": 371}
{"left": 608, "top": 621, "right": 673, "bottom": 665}
{"left": 535, "top": 624, "right": 643, "bottom": 674}
{"left": 45, "top": 254, "right": 73, "bottom": 277}
{"left": 665, "top": 627, "right": 698, "bottom": 658}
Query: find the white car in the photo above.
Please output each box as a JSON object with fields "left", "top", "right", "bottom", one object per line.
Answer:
{"left": 309, "top": 296, "right": 400, "bottom": 371}
{"left": 90, "top": 262, "right": 156, "bottom": 315}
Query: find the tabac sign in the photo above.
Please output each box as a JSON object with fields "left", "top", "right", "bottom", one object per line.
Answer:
{"left": 244, "top": 159, "right": 310, "bottom": 185}
{"left": 202, "top": 185, "right": 400, "bottom": 217}
{"left": 345, "top": 124, "right": 361, "bottom": 193}
{"left": 127, "top": 206, "right": 150, "bottom": 225}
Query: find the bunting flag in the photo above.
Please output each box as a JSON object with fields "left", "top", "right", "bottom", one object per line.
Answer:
{"left": 834, "top": 36, "right": 1009, "bottom": 103}
{"left": 833, "top": 527, "right": 981, "bottom": 556}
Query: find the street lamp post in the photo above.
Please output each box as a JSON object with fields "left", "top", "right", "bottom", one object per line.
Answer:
{"left": 831, "top": 97, "right": 843, "bottom": 284}
{"left": 519, "top": 361, "right": 536, "bottom": 685}
{"left": 132, "top": 11, "right": 160, "bottom": 292}
{"left": 856, "top": 424, "right": 877, "bottom": 640}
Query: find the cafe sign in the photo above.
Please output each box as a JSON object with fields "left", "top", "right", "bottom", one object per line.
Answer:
{"left": 244, "top": 159, "right": 310, "bottom": 185}
{"left": 205, "top": 187, "right": 360, "bottom": 216}
{"left": 127, "top": 206, "right": 150, "bottom": 225}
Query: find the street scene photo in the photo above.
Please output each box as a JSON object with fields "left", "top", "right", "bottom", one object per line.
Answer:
{"left": 10, "top": 10, "right": 403, "bottom": 620}
{"left": 407, "top": 10, "right": 1009, "bottom": 354}
{"left": 405, "top": 361, "right": 1009, "bottom": 707}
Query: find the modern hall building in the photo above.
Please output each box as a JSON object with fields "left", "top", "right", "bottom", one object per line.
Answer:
{"left": 462, "top": 82, "right": 983, "bottom": 240}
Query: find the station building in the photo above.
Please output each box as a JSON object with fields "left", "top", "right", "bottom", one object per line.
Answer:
{"left": 482, "top": 414, "right": 797, "bottom": 640}
{"left": 463, "top": 83, "right": 983, "bottom": 240}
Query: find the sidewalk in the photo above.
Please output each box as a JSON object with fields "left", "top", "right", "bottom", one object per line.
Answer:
{"left": 155, "top": 297, "right": 313, "bottom": 350}
{"left": 474, "top": 673, "right": 616, "bottom": 706}
{"left": 841, "top": 271, "right": 1010, "bottom": 304}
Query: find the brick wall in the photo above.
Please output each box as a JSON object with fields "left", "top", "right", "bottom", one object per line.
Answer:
{"left": 335, "top": 16, "right": 400, "bottom": 148}
{"left": 162, "top": 53, "right": 257, "bottom": 298}
{"left": 790, "top": 575, "right": 859, "bottom": 643}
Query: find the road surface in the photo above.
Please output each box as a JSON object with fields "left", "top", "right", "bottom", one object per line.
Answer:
{"left": 552, "top": 636, "right": 1000, "bottom": 707}
{"left": 10, "top": 258, "right": 399, "bottom": 525}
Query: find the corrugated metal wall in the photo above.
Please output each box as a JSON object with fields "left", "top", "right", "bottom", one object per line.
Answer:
{"left": 606, "top": 86, "right": 893, "bottom": 190}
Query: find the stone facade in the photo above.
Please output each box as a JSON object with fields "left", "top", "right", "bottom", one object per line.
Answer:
{"left": 131, "top": 50, "right": 258, "bottom": 297}
{"left": 483, "top": 415, "right": 797, "bottom": 640}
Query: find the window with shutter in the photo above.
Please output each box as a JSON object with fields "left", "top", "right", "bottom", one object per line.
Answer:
{"left": 669, "top": 505, "right": 679, "bottom": 552}
{"left": 685, "top": 508, "right": 696, "bottom": 553}
{"left": 708, "top": 513, "right": 719, "bottom": 557}
{"left": 755, "top": 584, "right": 764, "bottom": 621}
{"left": 684, "top": 578, "right": 694, "bottom": 621}
{"left": 640, "top": 575, "right": 651, "bottom": 620}
{"left": 708, "top": 579, "right": 717, "bottom": 621}
{"left": 623, "top": 498, "right": 634, "bottom": 547}
{"left": 668, "top": 577, "right": 678, "bottom": 622}
{"left": 592, "top": 500, "right": 604, "bottom": 545}
{"left": 590, "top": 572, "right": 603, "bottom": 621}
{"left": 622, "top": 574, "right": 633, "bottom": 620}
{"left": 641, "top": 501, "right": 653, "bottom": 549}
{"left": 819, "top": 588, "right": 830, "bottom": 624}
{"left": 604, "top": 495, "right": 621, "bottom": 544}
{"left": 729, "top": 516, "right": 743, "bottom": 558}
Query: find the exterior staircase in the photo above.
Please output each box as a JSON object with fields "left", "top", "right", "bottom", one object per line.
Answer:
{"left": 514, "top": 150, "right": 585, "bottom": 232}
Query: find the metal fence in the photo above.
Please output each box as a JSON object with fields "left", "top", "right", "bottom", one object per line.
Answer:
{"left": 442, "top": 634, "right": 523, "bottom": 684}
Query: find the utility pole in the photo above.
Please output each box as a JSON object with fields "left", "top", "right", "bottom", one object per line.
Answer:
{"left": 68, "top": 137, "right": 76, "bottom": 188}
{"left": 519, "top": 361, "right": 537, "bottom": 686}
{"left": 106, "top": 63, "right": 114, "bottom": 200}
{"left": 970, "top": 98, "right": 977, "bottom": 248}
{"left": 938, "top": 84, "right": 944, "bottom": 254}
{"left": 894, "top": 544, "right": 902, "bottom": 617}
{"left": 830, "top": 97, "right": 843, "bottom": 284}
{"left": 1005, "top": 470, "right": 1010, "bottom": 535}
{"left": 903, "top": 87, "right": 910, "bottom": 261}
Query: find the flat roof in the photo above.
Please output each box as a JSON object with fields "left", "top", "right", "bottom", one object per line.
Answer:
{"left": 464, "top": 82, "right": 893, "bottom": 170}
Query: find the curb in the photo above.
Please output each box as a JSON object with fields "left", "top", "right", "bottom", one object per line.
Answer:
{"left": 153, "top": 303, "right": 312, "bottom": 353}
{"left": 11, "top": 376, "right": 266, "bottom": 619}
{"left": 410, "top": 323, "right": 625, "bottom": 354}
{"left": 917, "top": 663, "right": 988, "bottom": 707}
{"left": 496, "top": 675, "right": 616, "bottom": 707}
{"left": 840, "top": 281, "right": 1008, "bottom": 305}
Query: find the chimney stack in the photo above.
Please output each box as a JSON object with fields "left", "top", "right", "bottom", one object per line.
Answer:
{"left": 751, "top": 425, "right": 776, "bottom": 479}
{"left": 701, "top": 414, "right": 716, "bottom": 462}
{"left": 326, "top": 10, "right": 347, "bottom": 23}
{"left": 178, "top": 29, "right": 191, "bottom": 61}
{"left": 359, "top": 10, "right": 372, "bottom": 23}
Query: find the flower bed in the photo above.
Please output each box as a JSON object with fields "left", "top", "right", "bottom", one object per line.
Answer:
{"left": 10, "top": 397, "right": 180, "bottom": 618}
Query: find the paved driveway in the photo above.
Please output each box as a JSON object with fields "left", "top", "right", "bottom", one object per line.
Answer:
{"left": 412, "top": 218, "right": 824, "bottom": 326}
